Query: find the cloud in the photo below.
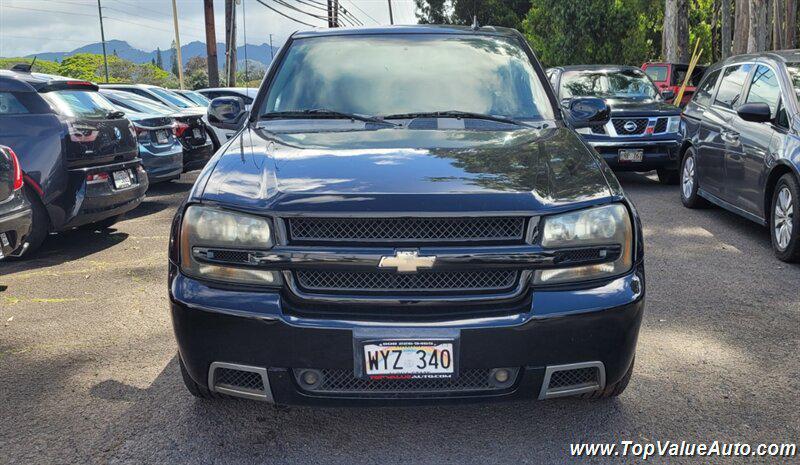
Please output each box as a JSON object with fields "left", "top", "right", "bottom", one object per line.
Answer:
{"left": 0, "top": 0, "right": 418, "bottom": 57}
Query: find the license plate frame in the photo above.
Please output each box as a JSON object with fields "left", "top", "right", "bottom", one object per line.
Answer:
{"left": 359, "top": 339, "right": 457, "bottom": 380}
{"left": 112, "top": 170, "right": 132, "bottom": 189}
{"left": 618, "top": 148, "right": 644, "bottom": 163}
{"left": 156, "top": 129, "right": 169, "bottom": 144}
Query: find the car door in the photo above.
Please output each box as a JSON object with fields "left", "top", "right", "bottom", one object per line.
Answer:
{"left": 701, "top": 64, "right": 752, "bottom": 201}
{"left": 729, "top": 64, "right": 781, "bottom": 216}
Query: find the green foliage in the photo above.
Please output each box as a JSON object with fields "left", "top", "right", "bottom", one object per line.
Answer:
{"left": 415, "top": 0, "right": 529, "bottom": 29}
{"left": 415, "top": 0, "right": 448, "bottom": 23}
{"left": 524, "top": 0, "right": 661, "bottom": 67}
{"left": 688, "top": 0, "right": 715, "bottom": 63}
{"left": 0, "top": 57, "right": 61, "bottom": 74}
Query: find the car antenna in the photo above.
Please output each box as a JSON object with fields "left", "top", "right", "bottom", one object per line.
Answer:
{"left": 11, "top": 56, "right": 36, "bottom": 73}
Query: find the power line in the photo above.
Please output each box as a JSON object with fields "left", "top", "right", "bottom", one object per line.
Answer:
{"left": 272, "top": 0, "right": 329, "bottom": 21}
{"left": 341, "top": 0, "right": 379, "bottom": 24}
{"left": 253, "top": 0, "right": 320, "bottom": 27}
{"left": 3, "top": 4, "right": 97, "bottom": 18}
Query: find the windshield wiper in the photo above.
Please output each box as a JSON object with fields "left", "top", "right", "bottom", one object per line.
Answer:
{"left": 259, "top": 109, "right": 398, "bottom": 126}
{"left": 380, "top": 110, "right": 529, "bottom": 127}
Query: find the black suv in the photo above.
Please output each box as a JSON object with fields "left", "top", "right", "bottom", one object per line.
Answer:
{"left": 547, "top": 65, "right": 683, "bottom": 184}
{"left": 0, "top": 69, "right": 148, "bottom": 256}
{"left": 170, "top": 26, "right": 644, "bottom": 406}
{"left": 681, "top": 52, "right": 800, "bottom": 261}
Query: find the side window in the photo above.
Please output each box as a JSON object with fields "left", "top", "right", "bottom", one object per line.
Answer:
{"left": 714, "top": 64, "right": 753, "bottom": 109}
{"left": 0, "top": 92, "right": 30, "bottom": 114}
{"left": 692, "top": 69, "right": 721, "bottom": 107}
{"left": 776, "top": 99, "right": 790, "bottom": 129}
{"left": 745, "top": 65, "right": 781, "bottom": 118}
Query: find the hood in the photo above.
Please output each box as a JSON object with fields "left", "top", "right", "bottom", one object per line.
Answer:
{"left": 198, "top": 125, "right": 617, "bottom": 214}
{"left": 603, "top": 98, "right": 681, "bottom": 117}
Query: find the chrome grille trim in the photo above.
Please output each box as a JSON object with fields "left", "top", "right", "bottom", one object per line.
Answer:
{"left": 287, "top": 216, "right": 527, "bottom": 244}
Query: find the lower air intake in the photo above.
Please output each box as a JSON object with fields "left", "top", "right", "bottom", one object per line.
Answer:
{"left": 539, "top": 362, "right": 605, "bottom": 399}
{"left": 208, "top": 362, "right": 273, "bottom": 402}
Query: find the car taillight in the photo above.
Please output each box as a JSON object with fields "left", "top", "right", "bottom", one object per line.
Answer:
{"left": 132, "top": 124, "right": 150, "bottom": 142}
{"left": 67, "top": 121, "right": 99, "bottom": 143}
{"left": 173, "top": 121, "right": 190, "bottom": 138}
{"left": 6, "top": 147, "right": 23, "bottom": 191}
{"left": 86, "top": 172, "right": 109, "bottom": 184}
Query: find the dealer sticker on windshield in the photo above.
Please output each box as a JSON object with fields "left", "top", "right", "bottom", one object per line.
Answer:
{"left": 363, "top": 340, "right": 454, "bottom": 379}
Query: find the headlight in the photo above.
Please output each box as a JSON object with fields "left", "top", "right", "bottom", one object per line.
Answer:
{"left": 666, "top": 116, "right": 680, "bottom": 133}
{"left": 533, "top": 203, "right": 633, "bottom": 285}
{"left": 179, "top": 205, "right": 280, "bottom": 285}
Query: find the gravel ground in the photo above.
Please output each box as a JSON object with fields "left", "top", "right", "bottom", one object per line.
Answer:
{"left": 0, "top": 171, "right": 798, "bottom": 464}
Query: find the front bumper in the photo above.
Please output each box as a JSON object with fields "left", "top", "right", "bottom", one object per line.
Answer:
{"left": 170, "top": 264, "right": 645, "bottom": 406}
{"left": 0, "top": 190, "right": 32, "bottom": 258}
{"left": 587, "top": 138, "right": 681, "bottom": 171}
{"left": 59, "top": 161, "right": 149, "bottom": 230}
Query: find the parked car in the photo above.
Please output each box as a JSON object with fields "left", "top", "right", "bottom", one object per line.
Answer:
{"left": 170, "top": 26, "right": 645, "bottom": 406}
{"left": 173, "top": 89, "right": 211, "bottom": 107}
{"left": 0, "top": 145, "right": 32, "bottom": 259}
{"left": 680, "top": 51, "right": 800, "bottom": 262}
{"left": 642, "top": 62, "right": 707, "bottom": 107}
{"left": 99, "top": 87, "right": 214, "bottom": 172}
{"left": 0, "top": 69, "right": 148, "bottom": 256}
{"left": 99, "top": 84, "right": 221, "bottom": 152}
{"left": 547, "top": 65, "right": 683, "bottom": 184}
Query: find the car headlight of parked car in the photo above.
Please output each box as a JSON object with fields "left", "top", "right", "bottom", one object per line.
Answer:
{"left": 533, "top": 203, "right": 633, "bottom": 285}
{"left": 666, "top": 116, "right": 681, "bottom": 133}
{"left": 179, "top": 205, "right": 281, "bottom": 286}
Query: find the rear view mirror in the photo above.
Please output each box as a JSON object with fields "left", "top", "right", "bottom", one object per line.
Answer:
{"left": 208, "top": 96, "right": 248, "bottom": 130}
{"left": 660, "top": 89, "right": 676, "bottom": 101}
{"left": 737, "top": 102, "right": 772, "bottom": 123}
{"left": 568, "top": 97, "right": 610, "bottom": 129}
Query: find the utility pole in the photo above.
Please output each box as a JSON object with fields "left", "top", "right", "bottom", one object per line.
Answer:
{"left": 327, "top": 0, "right": 339, "bottom": 27}
{"left": 171, "top": 0, "right": 184, "bottom": 89}
{"left": 388, "top": 0, "right": 394, "bottom": 25}
{"left": 204, "top": 0, "right": 220, "bottom": 87}
{"left": 269, "top": 33, "right": 274, "bottom": 60}
{"left": 97, "top": 0, "right": 109, "bottom": 83}
{"left": 242, "top": 0, "right": 248, "bottom": 83}
{"left": 225, "top": 0, "right": 237, "bottom": 86}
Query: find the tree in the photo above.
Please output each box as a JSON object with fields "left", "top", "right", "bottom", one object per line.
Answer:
{"left": 721, "top": 0, "right": 732, "bottom": 57}
{"left": 415, "top": 0, "right": 530, "bottom": 29}
{"left": 663, "top": 0, "right": 690, "bottom": 62}
{"left": 747, "top": 0, "right": 768, "bottom": 52}
{"left": 415, "top": 0, "right": 448, "bottom": 24}
{"left": 733, "top": 0, "right": 749, "bottom": 53}
{"left": 786, "top": 0, "right": 796, "bottom": 47}
{"left": 156, "top": 47, "right": 164, "bottom": 70}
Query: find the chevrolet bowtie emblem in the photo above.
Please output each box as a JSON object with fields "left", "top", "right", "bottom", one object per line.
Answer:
{"left": 378, "top": 250, "right": 436, "bottom": 273}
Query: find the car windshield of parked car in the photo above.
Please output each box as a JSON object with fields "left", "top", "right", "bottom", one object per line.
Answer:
{"left": 149, "top": 87, "right": 194, "bottom": 109}
{"left": 644, "top": 65, "right": 668, "bottom": 82}
{"left": 561, "top": 69, "right": 659, "bottom": 100}
{"left": 260, "top": 34, "right": 554, "bottom": 124}
{"left": 784, "top": 63, "right": 800, "bottom": 105}
{"left": 42, "top": 90, "right": 118, "bottom": 119}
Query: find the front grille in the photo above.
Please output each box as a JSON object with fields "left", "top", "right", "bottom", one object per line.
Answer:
{"left": 214, "top": 367, "right": 265, "bottom": 391}
{"left": 549, "top": 367, "right": 599, "bottom": 389}
{"left": 654, "top": 117, "right": 668, "bottom": 133}
{"left": 591, "top": 124, "right": 606, "bottom": 134}
{"left": 287, "top": 217, "right": 526, "bottom": 245}
{"left": 296, "top": 369, "right": 516, "bottom": 395}
{"left": 612, "top": 118, "right": 648, "bottom": 135}
{"left": 295, "top": 269, "right": 518, "bottom": 294}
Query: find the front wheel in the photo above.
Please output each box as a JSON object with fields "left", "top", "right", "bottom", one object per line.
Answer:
{"left": 771, "top": 174, "right": 800, "bottom": 262}
{"left": 680, "top": 148, "right": 709, "bottom": 208}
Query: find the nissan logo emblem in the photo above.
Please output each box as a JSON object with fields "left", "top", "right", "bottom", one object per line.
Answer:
{"left": 623, "top": 121, "right": 638, "bottom": 132}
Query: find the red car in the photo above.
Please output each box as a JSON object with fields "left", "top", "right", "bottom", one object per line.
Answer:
{"left": 642, "top": 62, "right": 707, "bottom": 107}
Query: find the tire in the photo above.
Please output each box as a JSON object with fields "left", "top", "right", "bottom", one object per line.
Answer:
{"left": 81, "top": 214, "right": 124, "bottom": 231}
{"left": 770, "top": 173, "right": 800, "bottom": 262}
{"left": 679, "top": 147, "right": 710, "bottom": 208}
{"left": 179, "top": 355, "right": 225, "bottom": 400}
{"left": 12, "top": 186, "right": 50, "bottom": 258}
{"left": 581, "top": 357, "right": 634, "bottom": 399}
{"left": 656, "top": 168, "right": 680, "bottom": 185}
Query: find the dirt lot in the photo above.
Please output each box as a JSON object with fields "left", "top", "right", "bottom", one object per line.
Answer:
{"left": 1, "top": 172, "right": 798, "bottom": 464}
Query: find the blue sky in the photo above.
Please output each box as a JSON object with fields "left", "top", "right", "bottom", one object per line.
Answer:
{"left": 0, "top": 0, "right": 419, "bottom": 57}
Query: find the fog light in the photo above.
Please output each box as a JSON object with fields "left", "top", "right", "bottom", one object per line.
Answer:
{"left": 300, "top": 369, "right": 322, "bottom": 389}
{"left": 489, "top": 368, "right": 515, "bottom": 388}
{"left": 494, "top": 369, "right": 510, "bottom": 383}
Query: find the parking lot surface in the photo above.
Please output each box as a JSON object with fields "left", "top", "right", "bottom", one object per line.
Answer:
{"left": 1, "top": 172, "right": 798, "bottom": 464}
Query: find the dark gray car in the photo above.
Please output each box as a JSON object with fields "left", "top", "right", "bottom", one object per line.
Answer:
{"left": 680, "top": 51, "right": 800, "bottom": 261}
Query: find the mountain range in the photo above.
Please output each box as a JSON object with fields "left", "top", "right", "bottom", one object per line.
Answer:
{"left": 20, "top": 40, "right": 278, "bottom": 69}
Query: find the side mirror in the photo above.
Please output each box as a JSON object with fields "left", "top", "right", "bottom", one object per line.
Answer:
{"left": 737, "top": 102, "right": 772, "bottom": 123}
{"left": 568, "top": 97, "right": 610, "bottom": 129}
{"left": 660, "top": 89, "right": 676, "bottom": 101}
{"left": 208, "top": 96, "right": 248, "bottom": 130}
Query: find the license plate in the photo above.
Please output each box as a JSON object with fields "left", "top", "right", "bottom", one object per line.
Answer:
{"left": 112, "top": 170, "right": 132, "bottom": 189}
{"left": 192, "top": 128, "right": 202, "bottom": 139}
{"left": 363, "top": 340, "right": 455, "bottom": 379}
{"left": 618, "top": 148, "right": 644, "bottom": 162}
{"left": 156, "top": 129, "right": 169, "bottom": 144}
